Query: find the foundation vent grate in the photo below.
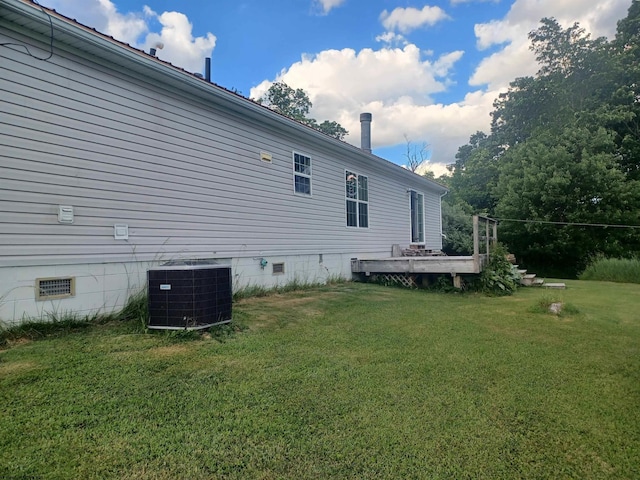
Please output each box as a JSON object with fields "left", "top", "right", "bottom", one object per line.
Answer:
{"left": 36, "top": 277, "right": 75, "bottom": 300}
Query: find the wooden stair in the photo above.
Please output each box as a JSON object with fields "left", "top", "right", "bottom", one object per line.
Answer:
{"left": 515, "top": 266, "right": 566, "bottom": 289}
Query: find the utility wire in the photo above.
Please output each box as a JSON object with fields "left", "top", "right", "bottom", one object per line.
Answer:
{"left": 494, "top": 218, "right": 640, "bottom": 229}
{"left": 0, "top": 0, "right": 54, "bottom": 61}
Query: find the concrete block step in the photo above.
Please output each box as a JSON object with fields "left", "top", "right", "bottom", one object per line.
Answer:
{"left": 518, "top": 269, "right": 527, "bottom": 276}
{"left": 520, "top": 273, "right": 537, "bottom": 286}
{"left": 532, "top": 278, "right": 545, "bottom": 286}
{"left": 544, "top": 282, "right": 566, "bottom": 289}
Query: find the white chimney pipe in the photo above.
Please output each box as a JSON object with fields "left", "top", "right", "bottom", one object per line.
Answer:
{"left": 360, "top": 113, "right": 372, "bottom": 154}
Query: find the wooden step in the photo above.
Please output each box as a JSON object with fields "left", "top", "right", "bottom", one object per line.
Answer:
{"left": 532, "top": 278, "right": 545, "bottom": 286}
{"left": 544, "top": 282, "right": 566, "bottom": 289}
{"left": 520, "top": 273, "right": 537, "bottom": 286}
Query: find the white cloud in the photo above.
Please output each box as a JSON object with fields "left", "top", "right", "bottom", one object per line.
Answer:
{"left": 314, "top": 0, "right": 346, "bottom": 14}
{"left": 142, "top": 11, "right": 216, "bottom": 73}
{"left": 416, "top": 161, "right": 451, "bottom": 178}
{"left": 380, "top": 6, "right": 450, "bottom": 34}
{"left": 42, "top": 0, "right": 216, "bottom": 73}
{"left": 249, "top": 45, "right": 482, "bottom": 164}
{"left": 250, "top": 45, "right": 458, "bottom": 112}
{"left": 470, "top": 0, "right": 631, "bottom": 91}
{"left": 375, "top": 31, "right": 408, "bottom": 46}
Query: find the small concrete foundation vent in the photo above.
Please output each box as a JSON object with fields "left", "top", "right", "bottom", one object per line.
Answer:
{"left": 36, "top": 277, "right": 75, "bottom": 300}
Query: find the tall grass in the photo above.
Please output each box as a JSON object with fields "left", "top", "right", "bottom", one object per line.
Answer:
{"left": 579, "top": 256, "right": 640, "bottom": 284}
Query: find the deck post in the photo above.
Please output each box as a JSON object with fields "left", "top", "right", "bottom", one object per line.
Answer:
{"left": 486, "top": 219, "right": 490, "bottom": 257}
{"left": 492, "top": 221, "right": 498, "bottom": 246}
{"left": 473, "top": 215, "right": 480, "bottom": 272}
{"left": 452, "top": 274, "right": 462, "bottom": 289}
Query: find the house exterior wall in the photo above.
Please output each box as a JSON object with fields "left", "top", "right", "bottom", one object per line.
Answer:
{"left": 0, "top": 8, "right": 446, "bottom": 324}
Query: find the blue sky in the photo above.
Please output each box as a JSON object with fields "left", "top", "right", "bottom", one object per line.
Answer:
{"left": 42, "top": 0, "right": 632, "bottom": 175}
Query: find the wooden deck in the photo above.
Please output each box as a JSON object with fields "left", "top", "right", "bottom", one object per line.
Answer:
{"left": 350, "top": 216, "right": 497, "bottom": 284}
{"left": 351, "top": 254, "right": 488, "bottom": 276}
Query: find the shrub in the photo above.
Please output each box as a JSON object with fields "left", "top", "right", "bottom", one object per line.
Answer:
{"left": 479, "top": 243, "right": 521, "bottom": 295}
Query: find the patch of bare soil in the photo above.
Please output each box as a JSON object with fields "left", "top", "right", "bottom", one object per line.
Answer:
{"left": 237, "top": 291, "right": 340, "bottom": 308}
{"left": 147, "top": 344, "right": 192, "bottom": 357}
{"left": 0, "top": 360, "right": 39, "bottom": 376}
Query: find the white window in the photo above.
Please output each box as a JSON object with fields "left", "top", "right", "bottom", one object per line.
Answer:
{"left": 410, "top": 191, "right": 425, "bottom": 243}
{"left": 293, "top": 152, "right": 311, "bottom": 195}
{"left": 346, "top": 170, "right": 368, "bottom": 228}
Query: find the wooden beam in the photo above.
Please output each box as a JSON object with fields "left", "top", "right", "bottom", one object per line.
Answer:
{"left": 473, "top": 215, "right": 480, "bottom": 273}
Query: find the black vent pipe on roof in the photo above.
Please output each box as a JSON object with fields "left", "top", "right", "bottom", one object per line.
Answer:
{"left": 205, "top": 57, "right": 211, "bottom": 82}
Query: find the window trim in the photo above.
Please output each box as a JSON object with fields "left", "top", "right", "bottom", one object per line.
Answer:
{"left": 345, "top": 169, "right": 369, "bottom": 229}
{"left": 292, "top": 151, "right": 312, "bottom": 196}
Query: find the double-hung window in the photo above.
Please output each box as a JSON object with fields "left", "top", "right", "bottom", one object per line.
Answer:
{"left": 293, "top": 152, "right": 311, "bottom": 195}
{"left": 346, "top": 170, "right": 368, "bottom": 228}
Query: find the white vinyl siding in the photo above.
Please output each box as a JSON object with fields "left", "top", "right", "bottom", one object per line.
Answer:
{"left": 0, "top": 19, "right": 445, "bottom": 268}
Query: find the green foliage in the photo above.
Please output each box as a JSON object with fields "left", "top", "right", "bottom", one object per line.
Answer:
{"left": 441, "top": 198, "right": 474, "bottom": 255}
{"left": 256, "top": 81, "right": 311, "bottom": 122}
{"left": 449, "top": 6, "right": 640, "bottom": 275}
{"left": 257, "top": 81, "right": 348, "bottom": 140}
{"left": 448, "top": 131, "right": 501, "bottom": 213}
{"left": 495, "top": 126, "right": 640, "bottom": 274}
{"left": 313, "top": 120, "right": 348, "bottom": 140}
{"left": 479, "top": 243, "right": 520, "bottom": 295}
{"left": 117, "top": 288, "right": 149, "bottom": 332}
{"left": 580, "top": 256, "right": 640, "bottom": 283}
{"left": 0, "top": 311, "right": 99, "bottom": 344}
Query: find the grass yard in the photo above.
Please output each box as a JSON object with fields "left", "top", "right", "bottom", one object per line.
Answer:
{"left": 1, "top": 280, "right": 639, "bottom": 479}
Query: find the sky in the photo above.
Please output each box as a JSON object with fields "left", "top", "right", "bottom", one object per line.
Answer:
{"left": 41, "top": 0, "right": 633, "bottom": 176}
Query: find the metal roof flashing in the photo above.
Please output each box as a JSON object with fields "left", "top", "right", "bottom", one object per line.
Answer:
{"left": 3, "top": 0, "right": 447, "bottom": 194}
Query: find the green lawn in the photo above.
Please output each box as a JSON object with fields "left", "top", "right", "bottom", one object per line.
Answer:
{"left": 1, "top": 281, "right": 639, "bottom": 479}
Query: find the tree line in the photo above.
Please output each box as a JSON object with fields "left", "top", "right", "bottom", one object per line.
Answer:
{"left": 442, "top": 1, "right": 640, "bottom": 276}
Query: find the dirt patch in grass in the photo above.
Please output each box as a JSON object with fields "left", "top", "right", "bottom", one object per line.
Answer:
{"left": 147, "top": 344, "right": 193, "bottom": 357}
{"left": 237, "top": 291, "right": 339, "bottom": 308}
{"left": 237, "top": 292, "right": 340, "bottom": 329}
{"left": 0, "top": 360, "right": 40, "bottom": 376}
{"left": 0, "top": 337, "right": 33, "bottom": 351}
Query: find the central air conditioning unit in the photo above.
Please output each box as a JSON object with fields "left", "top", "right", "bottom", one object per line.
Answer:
{"left": 147, "top": 260, "right": 232, "bottom": 330}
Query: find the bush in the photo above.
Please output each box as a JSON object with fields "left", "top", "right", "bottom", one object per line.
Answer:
{"left": 479, "top": 243, "right": 521, "bottom": 295}
{"left": 579, "top": 256, "right": 640, "bottom": 284}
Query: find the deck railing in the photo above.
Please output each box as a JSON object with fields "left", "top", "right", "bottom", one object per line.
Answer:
{"left": 472, "top": 215, "right": 498, "bottom": 273}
